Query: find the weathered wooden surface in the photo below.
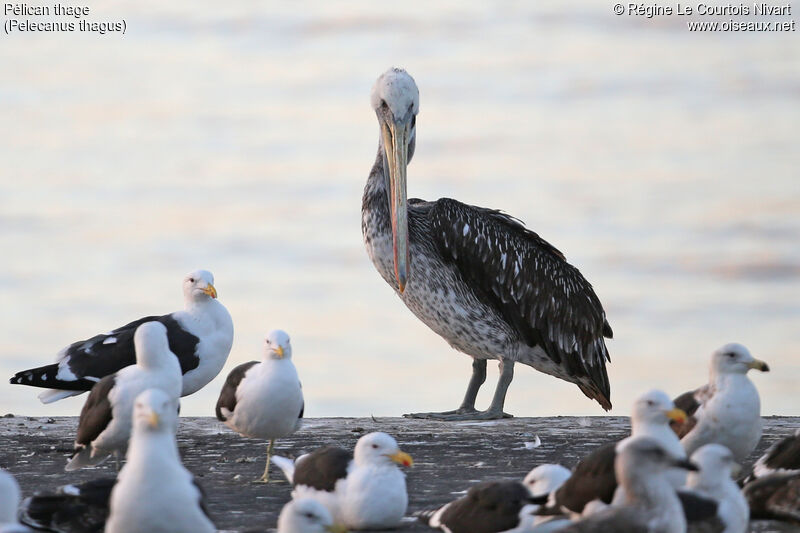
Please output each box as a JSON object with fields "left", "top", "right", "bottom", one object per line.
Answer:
{"left": 1, "top": 416, "right": 798, "bottom": 532}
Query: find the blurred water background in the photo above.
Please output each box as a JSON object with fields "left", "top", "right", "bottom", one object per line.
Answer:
{"left": 1, "top": 1, "right": 798, "bottom": 418}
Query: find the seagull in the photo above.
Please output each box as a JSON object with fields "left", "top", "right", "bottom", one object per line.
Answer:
{"left": 672, "top": 343, "right": 769, "bottom": 461}
{"left": 742, "top": 470, "right": 800, "bottom": 524}
{"left": 216, "top": 329, "right": 304, "bottom": 483}
{"left": 416, "top": 480, "right": 539, "bottom": 533}
{"left": 272, "top": 432, "right": 413, "bottom": 530}
{"left": 19, "top": 477, "right": 116, "bottom": 532}
{"left": 0, "top": 469, "right": 34, "bottom": 532}
{"left": 684, "top": 444, "right": 749, "bottom": 533}
{"left": 554, "top": 437, "right": 698, "bottom": 533}
{"left": 105, "top": 389, "right": 215, "bottom": 533}
{"left": 277, "top": 499, "right": 347, "bottom": 533}
{"left": 543, "top": 389, "right": 687, "bottom": 515}
{"left": 746, "top": 428, "right": 800, "bottom": 482}
{"left": 10, "top": 269, "right": 234, "bottom": 404}
{"left": 524, "top": 463, "right": 572, "bottom": 499}
{"left": 362, "top": 68, "right": 613, "bottom": 420}
{"left": 66, "top": 321, "right": 183, "bottom": 471}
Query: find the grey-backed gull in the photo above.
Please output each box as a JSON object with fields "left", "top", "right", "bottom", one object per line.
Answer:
{"left": 555, "top": 437, "right": 698, "bottom": 533}
{"left": 672, "top": 343, "right": 769, "bottom": 461}
{"left": 66, "top": 322, "right": 182, "bottom": 471}
{"left": 10, "top": 269, "right": 233, "bottom": 403}
{"left": 105, "top": 389, "right": 214, "bottom": 533}
{"left": 685, "top": 444, "right": 748, "bottom": 533}
{"left": 277, "top": 498, "right": 347, "bottom": 533}
{"left": 216, "top": 329, "right": 304, "bottom": 482}
{"left": 272, "top": 432, "right": 413, "bottom": 529}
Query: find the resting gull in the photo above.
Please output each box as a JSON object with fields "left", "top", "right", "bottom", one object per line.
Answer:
{"left": 277, "top": 499, "right": 348, "bottom": 533}
{"left": 672, "top": 343, "right": 769, "bottom": 461}
{"left": 542, "top": 389, "right": 687, "bottom": 515}
{"left": 105, "top": 389, "right": 214, "bottom": 533}
{"left": 417, "top": 465, "right": 572, "bottom": 533}
{"left": 555, "top": 437, "right": 698, "bottom": 533}
{"left": 216, "top": 329, "right": 303, "bottom": 483}
{"left": 66, "top": 321, "right": 183, "bottom": 471}
{"left": 742, "top": 470, "right": 800, "bottom": 524}
{"left": 684, "top": 444, "right": 748, "bottom": 533}
{"left": 19, "top": 477, "right": 116, "bottom": 532}
{"left": 272, "top": 431, "right": 413, "bottom": 530}
{"left": 10, "top": 269, "right": 233, "bottom": 403}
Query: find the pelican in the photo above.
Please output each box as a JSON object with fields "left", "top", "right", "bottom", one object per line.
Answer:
{"left": 362, "top": 68, "right": 613, "bottom": 420}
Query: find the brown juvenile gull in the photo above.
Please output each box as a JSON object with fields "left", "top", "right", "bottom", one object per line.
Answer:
{"left": 672, "top": 343, "right": 769, "bottom": 461}
{"left": 10, "top": 269, "right": 233, "bottom": 404}
{"left": 362, "top": 67, "right": 613, "bottom": 420}
{"left": 216, "top": 329, "right": 304, "bottom": 483}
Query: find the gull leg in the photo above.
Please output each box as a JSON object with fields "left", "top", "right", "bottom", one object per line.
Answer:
{"left": 254, "top": 439, "right": 275, "bottom": 484}
{"left": 405, "top": 358, "right": 513, "bottom": 420}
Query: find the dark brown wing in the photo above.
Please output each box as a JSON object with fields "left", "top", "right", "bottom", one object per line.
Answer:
{"left": 75, "top": 376, "right": 116, "bottom": 447}
{"left": 293, "top": 447, "right": 353, "bottom": 492}
{"left": 435, "top": 481, "right": 532, "bottom": 533}
{"left": 671, "top": 387, "right": 704, "bottom": 438}
{"left": 429, "top": 198, "right": 612, "bottom": 409}
{"left": 744, "top": 472, "right": 800, "bottom": 522}
{"left": 552, "top": 442, "right": 618, "bottom": 514}
{"left": 215, "top": 361, "right": 258, "bottom": 421}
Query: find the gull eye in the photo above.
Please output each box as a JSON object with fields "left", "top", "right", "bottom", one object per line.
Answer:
{"left": 646, "top": 400, "right": 655, "bottom": 406}
{"left": 372, "top": 444, "right": 379, "bottom": 449}
{"left": 189, "top": 277, "right": 195, "bottom": 283}
{"left": 726, "top": 352, "right": 736, "bottom": 358}
{"left": 305, "top": 512, "right": 315, "bottom": 519}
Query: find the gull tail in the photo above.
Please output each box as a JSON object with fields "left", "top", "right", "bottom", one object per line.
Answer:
{"left": 271, "top": 455, "right": 296, "bottom": 483}
{"left": 414, "top": 503, "right": 449, "bottom": 528}
{"left": 65, "top": 446, "right": 109, "bottom": 472}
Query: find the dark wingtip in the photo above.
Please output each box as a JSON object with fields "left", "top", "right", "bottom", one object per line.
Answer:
{"left": 603, "top": 320, "right": 613, "bottom": 339}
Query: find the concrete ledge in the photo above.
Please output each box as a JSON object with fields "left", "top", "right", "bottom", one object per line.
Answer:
{"left": 2, "top": 416, "right": 798, "bottom": 532}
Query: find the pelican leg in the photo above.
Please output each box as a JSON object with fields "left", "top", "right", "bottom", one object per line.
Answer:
{"left": 404, "top": 358, "right": 513, "bottom": 420}
{"left": 254, "top": 439, "right": 276, "bottom": 484}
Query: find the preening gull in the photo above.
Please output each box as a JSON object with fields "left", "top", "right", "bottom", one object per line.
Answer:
{"left": 555, "top": 437, "right": 698, "bottom": 533}
{"left": 10, "top": 269, "right": 233, "bottom": 404}
{"left": 216, "top": 329, "right": 304, "bottom": 482}
{"left": 684, "top": 444, "right": 748, "bottom": 533}
{"left": 272, "top": 431, "right": 413, "bottom": 530}
{"left": 277, "top": 499, "right": 347, "bottom": 533}
{"left": 363, "top": 68, "right": 613, "bottom": 420}
{"left": 66, "top": 322, "right": 183, "bottom": 471}
{"left": 543, "top": 390, "right": 687, "bottom": 515}
{"left": 105, "top": 389, "right": 214, "bottom": 533}
{"left": 0, "top": 469, "right": 34, "bottom": 532}
{"left": 672, "top": 343, "right": 769, "bottom": 461}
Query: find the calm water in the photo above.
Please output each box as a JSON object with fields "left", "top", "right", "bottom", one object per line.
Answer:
{"left": 1, "top": 2, "right": 798, "bottom": 418}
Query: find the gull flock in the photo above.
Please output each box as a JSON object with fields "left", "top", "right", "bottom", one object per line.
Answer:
{"left": 1, "top": 69, "right": 797, "bottom": 533}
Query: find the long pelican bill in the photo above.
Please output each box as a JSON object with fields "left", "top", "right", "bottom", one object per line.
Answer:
{"left": 381, "top": 117, "right": 410, "bottom": 293}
